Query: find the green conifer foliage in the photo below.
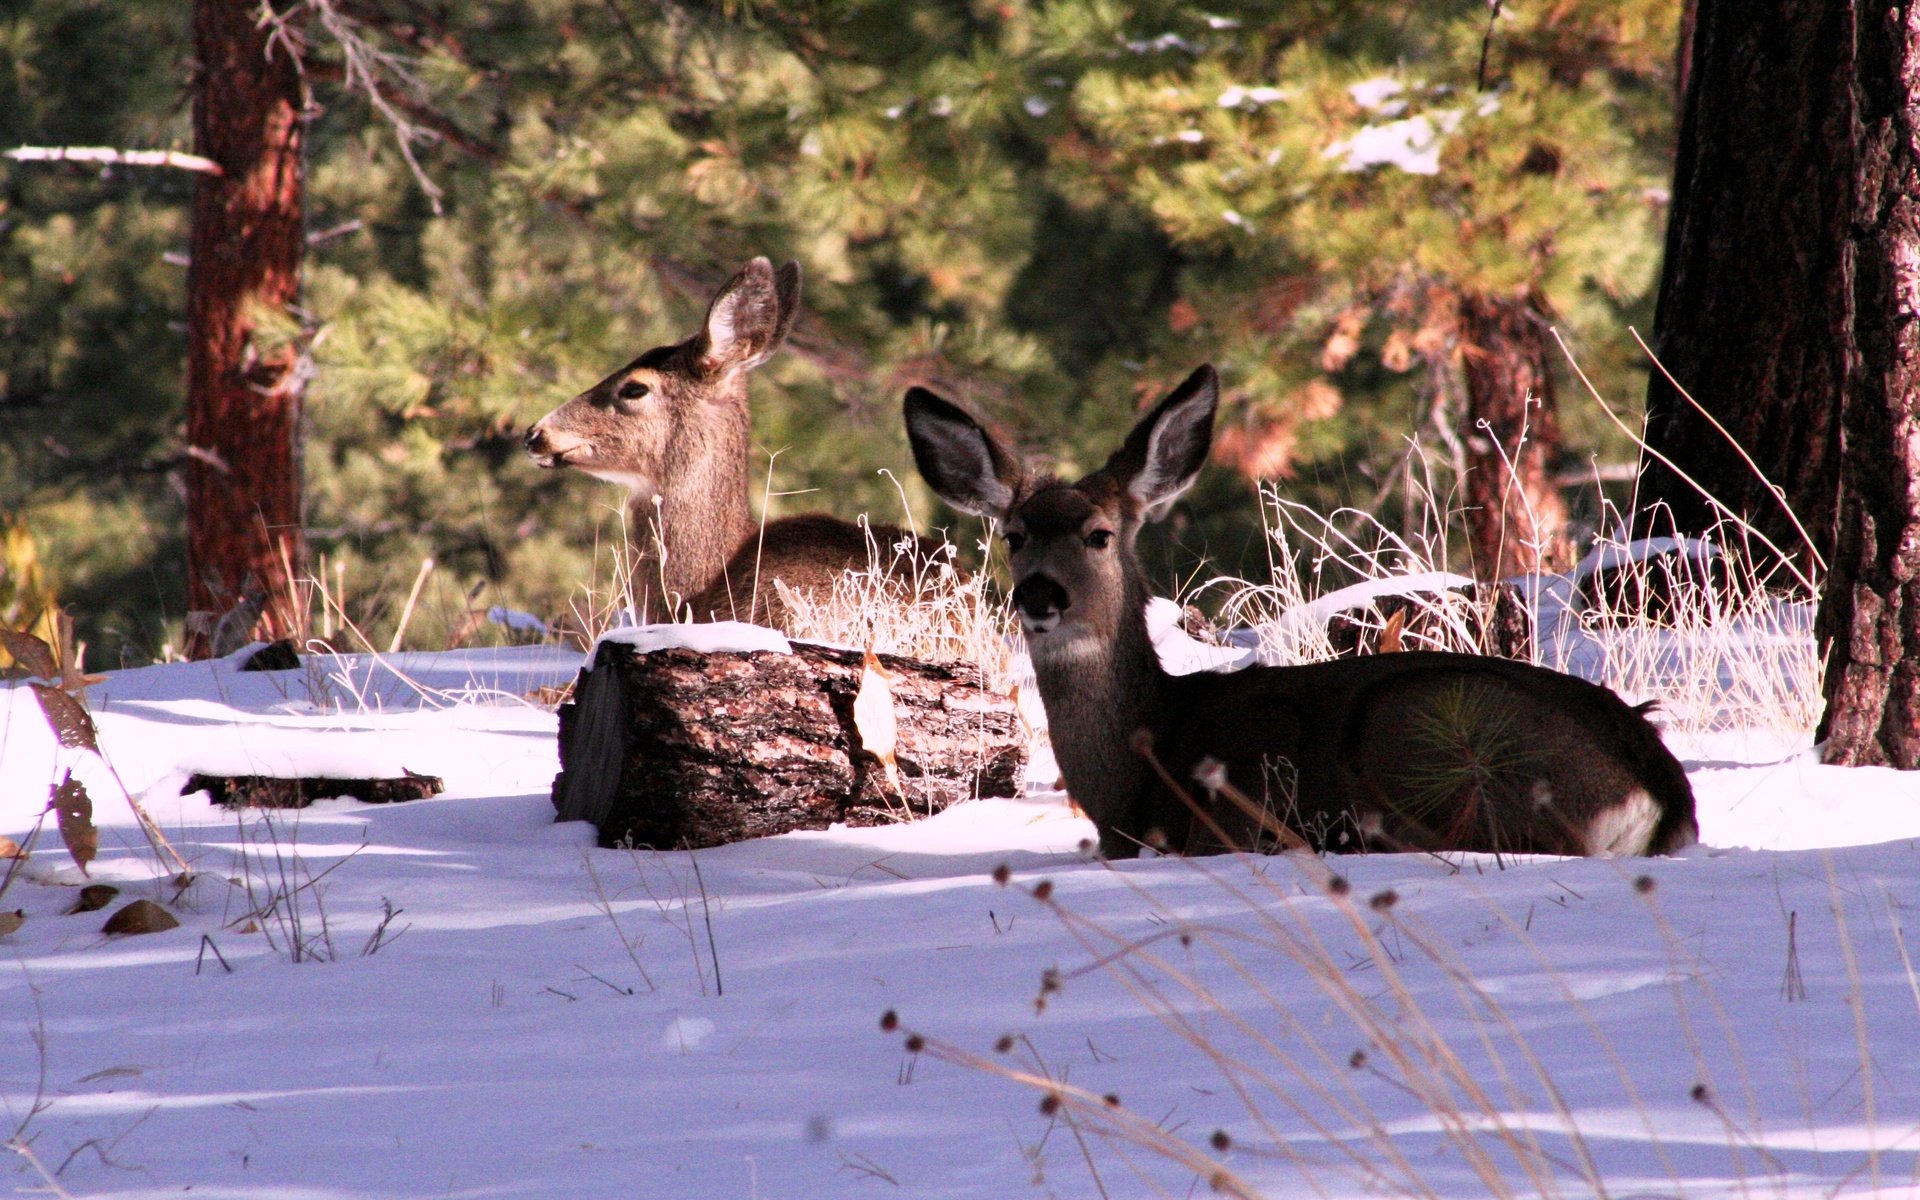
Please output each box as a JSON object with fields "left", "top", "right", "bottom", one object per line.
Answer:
{"left": 3, "top": 0, "right": 1677, "bottom": 658}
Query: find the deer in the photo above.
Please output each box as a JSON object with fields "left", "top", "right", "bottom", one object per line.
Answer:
{"left": 904, "top": 364, "right": 1700, "bottom": 860}
{"left": 525, "top": 257, "right": 936, "bottom": 630}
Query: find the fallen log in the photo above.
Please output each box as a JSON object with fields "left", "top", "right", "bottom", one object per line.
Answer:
{"left": 552, "top": 636, "right": 1027, "bottom": 850}
{"left": 186, "top": 771, "right": 443, "bottom": 807}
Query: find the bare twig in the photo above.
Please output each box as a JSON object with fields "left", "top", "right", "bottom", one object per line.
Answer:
{"left": 582, "top": 852, "right": 657, "bottom": 993}
{"left": 261, "top": 0, "right": 446, "bottom": 211}
{"left": 196, "top": 934, "right": 235, "bottom": 975}
{"left": 688, "top": 848, "right": 723, "bottom": 998}
{"left": 4, "top": 145, "right": 223, "bottom": 175}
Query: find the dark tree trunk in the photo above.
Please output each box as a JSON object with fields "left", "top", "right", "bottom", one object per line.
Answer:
{"left": 1458, "top": 292, "right": 1570, "bottom": 582}
{"left": 1636, "top": 0, "right": 1852, "bottom": 566}
{"left": 184, "top": 0, "right": 308, "bottom": 658}
{"left": 1816, "top": 4, "right": 1920, "bottom": 766}
{"left": 553, "top": 641, "right": 1028, "bottom": 850}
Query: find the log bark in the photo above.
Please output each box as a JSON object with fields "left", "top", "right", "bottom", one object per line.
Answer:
{"left": 184, "top": 0, "right": 308, "bottom": 657}
{"left": 552, "top": 641, "right": 1027, "bottom": 849}
{"left": 185, "top": 772, "right": 443, "bottom": 807}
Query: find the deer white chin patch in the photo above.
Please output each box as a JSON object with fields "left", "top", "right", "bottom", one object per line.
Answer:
{"left": 580, "top": 469, "right": 656, "bottom": 496}
{"left": 1584, "top": 788, "right": 1660, "bottom": 857}
{"left": 1027, "top": 628, "right": 1105, "bottom": 665}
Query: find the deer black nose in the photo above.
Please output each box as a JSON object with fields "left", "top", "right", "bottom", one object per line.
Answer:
{"left": 524, "top": 425, "right": 546, "bottom": 453}
{"left": 1013, "top": 574, "right": 1070, "bottom": 620}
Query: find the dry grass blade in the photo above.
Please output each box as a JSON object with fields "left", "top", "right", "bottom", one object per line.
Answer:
{"left": 929, "top": 848, "right": 1899, "bottom": 1200}
{"left": 778, "top": 524, "right": 1017, "bottom": 691}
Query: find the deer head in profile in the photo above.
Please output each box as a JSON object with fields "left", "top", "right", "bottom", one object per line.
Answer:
{"left": 526, "top": 258, "right": 935, "bottom": 629}
{"left": 524, "top": 258, "right": 800, "bottom": 619}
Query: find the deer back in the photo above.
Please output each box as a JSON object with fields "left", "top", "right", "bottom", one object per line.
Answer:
{"left": 1151, "top": 651, "right": 1697, "bottom": 857}
{"left": 678, "top": 513, "right": 948, "bottom": 627}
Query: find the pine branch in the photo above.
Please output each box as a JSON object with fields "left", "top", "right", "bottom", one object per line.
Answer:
{"left": 302, "top": 58, "right": 501, "bottom": 164}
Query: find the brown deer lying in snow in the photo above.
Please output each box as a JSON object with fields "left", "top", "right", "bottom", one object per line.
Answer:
{"left": 905, "top": 365, "right": 1699, "bottom": 859}
{"left": 526, "top": 257, "right": 938, "bottom": 630}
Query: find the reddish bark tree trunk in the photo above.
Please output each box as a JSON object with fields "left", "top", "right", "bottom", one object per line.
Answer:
{"left": 184, "top": 0, "right": 307, "bottom": 658}
{"left": 1816, "top": 3, "right": 1920, "bottom": 766}
{"left": 1458, "top": 292, "right": 1571, "bottom": 582}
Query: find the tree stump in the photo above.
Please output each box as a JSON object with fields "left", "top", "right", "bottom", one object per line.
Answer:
{"left": 552, "top": 640, "right": 1027, "bottom": 850}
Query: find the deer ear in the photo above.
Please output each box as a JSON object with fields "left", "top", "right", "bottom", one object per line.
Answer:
{"left": 1105, "top": 364, "right": 1218, "bottom": 522}
{"left": 700, "top": 257, "right": 796, "bottom": 373}
{"left": 904, "top": 388, "right": 1024, "bottom": 521}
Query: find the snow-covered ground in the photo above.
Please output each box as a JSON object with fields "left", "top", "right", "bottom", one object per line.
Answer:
{"left": 3, "top": 632, "right": 1919, "bottom": 1198}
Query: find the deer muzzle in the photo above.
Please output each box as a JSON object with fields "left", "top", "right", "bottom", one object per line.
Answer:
{"left": 524, "top": 422, "right": 587, "bottom": 468}
{"left": 1012, "top": 574, "right": 1070, "bottom": 634}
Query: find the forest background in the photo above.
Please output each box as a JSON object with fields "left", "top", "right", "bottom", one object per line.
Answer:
{"left": 0, "top": 0, "right": 1676, "bottom": 667}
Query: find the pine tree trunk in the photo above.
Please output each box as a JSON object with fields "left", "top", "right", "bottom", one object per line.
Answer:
{"left": 1816, "top": 4, "right": 1920, "bottom": 767}
{"left": 1635, "top": 0, "right": 1852, "bottom": 565}
{"left": 184, "top": 0, "right": 307, "bottom": 658}
{"left": 1458, "top": 292, "right": 1570, "bottom": 582}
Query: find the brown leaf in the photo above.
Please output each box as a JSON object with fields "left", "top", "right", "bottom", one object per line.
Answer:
{"left": 103, "top": 899, "right": 179, "bottom": 936}
{"left": 51, "top": 772, "right": 96, "bottom": 876}
{"left": 59, "top": 665, "right": 110, "bottom": 695}
{"left": 1319, "top": 307, "right": 1368, "bottom": 373}
{"left": 31, "top": 683, "right": 98, "bottom": 751}
{"left": 0, "top": 630, "right": 58, "bottom": 680}
{"left": 0, "top": 910, "right": 23, "bottom": 937}
{"left": 68, "top": 883, "right": 119, "bottom": 914}
{"left": 1379, "top": 609, "right": 1406, "bottom": 654}
{"left": 1381, "top": 327, "right": 1418, "bottom": 372}
{"left": 0, "top": 835, "right": 22, "bottom": 859}
{"left": 854, "top": 650, "right": 901, "bottom": 795}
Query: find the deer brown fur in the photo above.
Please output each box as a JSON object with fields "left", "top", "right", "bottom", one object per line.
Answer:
{"left": 905, "top": 365, "right": 1699, "bottom": 859}
{"left": 525, "top": 258, "right": 931, "bottom": 628}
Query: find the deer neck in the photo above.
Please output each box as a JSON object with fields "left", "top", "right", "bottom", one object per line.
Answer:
{"left": 1029, "top": 574, "right": 1167, "bottom": 849}
{"left": 626, "top": 405, "right": 755, "bottom": 621}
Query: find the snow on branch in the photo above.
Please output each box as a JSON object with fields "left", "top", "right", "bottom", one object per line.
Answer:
{"left": 4, "top": 146, "right": 223, "bottom": 175}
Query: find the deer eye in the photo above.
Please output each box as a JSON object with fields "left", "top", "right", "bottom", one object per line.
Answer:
{"left": 616, "top": 379, "right": 651, "bottom": 403}
{"left": 1085, "top": 530, "right": 1114, "bottom": 550}
{"left": 1005, "top": 531, "right": 1028, "bottom": 553}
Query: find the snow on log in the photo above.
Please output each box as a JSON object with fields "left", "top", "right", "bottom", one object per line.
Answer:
{"left": 551, "top": 635, "right": 1027, "bottom": 850}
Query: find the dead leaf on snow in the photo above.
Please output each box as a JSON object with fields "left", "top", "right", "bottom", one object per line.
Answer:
{"left": 68, "top": 883, "right": 119, "bottom": 914}
{"left": 50, "top": 772, "right": 96, "bottom": 876}
{"left": 0, "top": 910, "right": 23, "bottom": 937}
{"left": 103, "top": 899, "right": 180, "bottom": 936}
{"left": 0, "top": 630, "right": 58, "bottom": 680}
{"left": 31, "top": 683, "right": 98, "bottom": 751}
